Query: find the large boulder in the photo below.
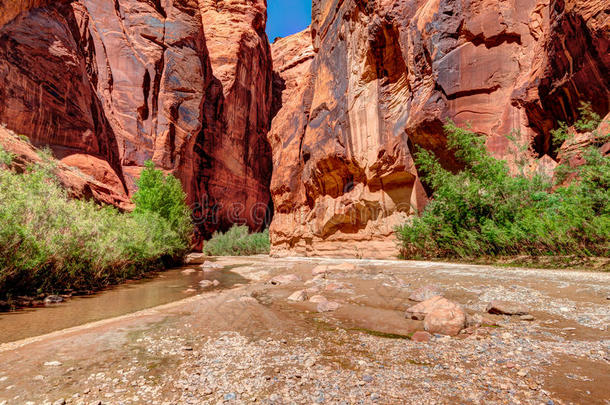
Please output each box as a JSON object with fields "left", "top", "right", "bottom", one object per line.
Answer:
{"left": 406, "top": 296, "right": 467, "bottom": 336}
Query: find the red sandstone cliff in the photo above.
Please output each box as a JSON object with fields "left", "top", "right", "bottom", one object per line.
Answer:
{"left": 1, "top": 0, "right": 607, "bottom": 257}
{"left": 268, "top": 0, "right": 609, "bottom": 258}
{"left": 0, "top": 0, "right": 274, "bottom": 238}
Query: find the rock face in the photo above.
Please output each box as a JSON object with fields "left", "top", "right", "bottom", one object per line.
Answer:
{"left": 268, "top": 0, "right": 609, "bottom": 258}
{"left": 0, "top": 0, "right": 274, "bottom": 240}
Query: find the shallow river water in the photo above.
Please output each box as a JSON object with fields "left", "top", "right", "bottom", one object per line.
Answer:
{"left": 0, "top": 264, "right": 248, "bottom": 344}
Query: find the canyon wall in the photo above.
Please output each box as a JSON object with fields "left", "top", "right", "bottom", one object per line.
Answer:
{"left": 268, "top": 0, "right": 609, "bottom": 258}
{"left": 0, "top": 0, "right": 274, "bottom": 238}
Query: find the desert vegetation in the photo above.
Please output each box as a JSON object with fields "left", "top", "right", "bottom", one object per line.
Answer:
{"left": 203, "top": 225, "right": 270, "bottom": 256}
{"left": 396, "top": 104, "right": 609, "bottom": 260}
{"left": 0, "top": 156, "right": 193, "bottom": 299}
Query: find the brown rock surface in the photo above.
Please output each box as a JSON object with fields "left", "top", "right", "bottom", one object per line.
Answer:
{"left": 268, "top": 0, "right": 609, "bottom": 258}
{"left": 486, "top": 300, "right": 530, "bottom": 316}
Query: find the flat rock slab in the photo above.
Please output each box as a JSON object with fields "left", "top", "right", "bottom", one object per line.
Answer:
{"left": 317, "top": 301, "right": 340, "bottom": 312}
{"left": 486, "top": 300, "right": 529, "bottom": 316}
{"left": 270, "top": 274, "right": 302, "bottom": 285}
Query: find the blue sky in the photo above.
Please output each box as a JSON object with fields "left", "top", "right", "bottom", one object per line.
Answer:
{"left": 266, "top": 0, "right": 312, "bottom": 41}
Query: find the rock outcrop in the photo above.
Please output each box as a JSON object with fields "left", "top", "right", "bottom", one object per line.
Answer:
{"left": 268, "top": 0, "right": 609, "bottom": 258}
{"left": 0, "top": 0, "right": 274, "bottom": 239}
{"left": 0, "top": 126, "right": 132, "bottom": 209}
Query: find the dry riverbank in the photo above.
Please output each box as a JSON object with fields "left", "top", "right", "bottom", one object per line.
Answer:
{"left": 0, "top": 256, "right": 608, "bottom": 404}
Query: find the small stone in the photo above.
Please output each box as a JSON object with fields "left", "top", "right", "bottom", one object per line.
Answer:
{"left": 269, "top": 274, "right": 301, "bottom": 285}
{"left": 53, "top": 399, "right": 66, "bottom": 405}
{"left": 44, "top": 295, "right": 64, "bottom": 304}
{"left": 212, "top": 279, "right": 220, "bottom": 287}
{"left": 181, "top": 268, "right": 196, "bottom": 275}
{"left": 309, "top": 295, "right": 328, "bottom": 303}
{"left": 287, "top": 290, "right": 308, "bottom": 302}
{"left": 520, "top": 314, "right": 535, "bottom": 321}
{"left": 184, "top": 252, "right": 205, "bottom": 264}
{"left": 370, "top": 393, "right": 381, "bottom": 401}
{"left": 182, "top": 346, "right": 193, "bottom": 351}
{"left": 44, "top": 361, "right": 62, "bottom": 367}
{"left": 362, "top": 375, "right": 373, "bottom": 383}
{"left": 408, "top": 285, "right": 444, "bottom": 302}
{"left": 317, "top": 300, "right": 340, "bottom": 312}
{"left": 311, "top": 265, "right": 328, "bottom": 277}
{"left": 304, "top": 358, "right": 316, "bottom": 368}
{"left": 517, "top": 369, "right": 528, "bottom": 377}
{"left": 486, "top": 300, "right": 529, "bottom": 316}
{"left": 239, "top": 296, "right": 258, "bottom": 303}
{"left": 199, "top": 280, "right": 213, "bottom": 288}
{"left": 411, "top": 331, "right": 432, "bottom": 342}
{"left": 224, "top": 392, "right": 236, "bottom": 400}
{"left": 83, "top": 388, "right": 91, "bottom": 394}
{"left": 200, "top": 261, "right": 222, "bottom": 270}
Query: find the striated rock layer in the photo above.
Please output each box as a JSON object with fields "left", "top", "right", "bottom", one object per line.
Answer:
{"left": 0, "top": 0, "right": 274, "bottom": 240}
{"left": 268, "top": 0, "right": 609, "bottom": 258}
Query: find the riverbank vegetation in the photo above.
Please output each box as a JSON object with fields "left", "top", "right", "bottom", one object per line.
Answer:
{"left": 0, "top": 155, "right": 193, "bottom": 299}
{"left": 396, "top": 105, "right": 609, "bottom": 261}
{"left": 203, "top": 225, "right": 270, "bottom": 256}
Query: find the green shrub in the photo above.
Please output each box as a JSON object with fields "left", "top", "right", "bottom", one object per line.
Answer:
{"left": 132, "top": 161, "right": 193, "bottom": 245}
{"left": 0, "top": 159, "right": 193, "bottom": 298}
{"left": 396, "top": 111, "right": 609, "bottom": 259}
{"left": 203, "top": 225, "right": 270, "bottom": 256}
{"left": 0, "top": 145, "right": 13, "bottom": 166}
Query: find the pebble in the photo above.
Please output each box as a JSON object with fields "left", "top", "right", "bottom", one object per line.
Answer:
{"left": 44, "top": 295, "right": 65, "bottom": 304}
{"left": 44, "top": 361, "right": 62, "bottom": 367}
{"left": 287, "top": 290, "right": 308, "bottom": 302}
{"left": 520, "top": 314, "right": 535, "bottom": 321}
{"left": 224, "top": 392, "right": 236, "bottom": 400}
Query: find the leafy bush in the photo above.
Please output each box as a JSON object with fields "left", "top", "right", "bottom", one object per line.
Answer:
{"left": 132, "top": 160, "right": 193, "bottom": 245}
{"left": 0, "top": 145, "right": 13, "bottom": 166}
{"left": 0, "top": 159, "right": 193, "bottom": 298}
{"left": 396, "top": 112, "right": 609, "bottom": 259}
{"left": 203, "top": 225, "right": 270, "bottom": 256}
